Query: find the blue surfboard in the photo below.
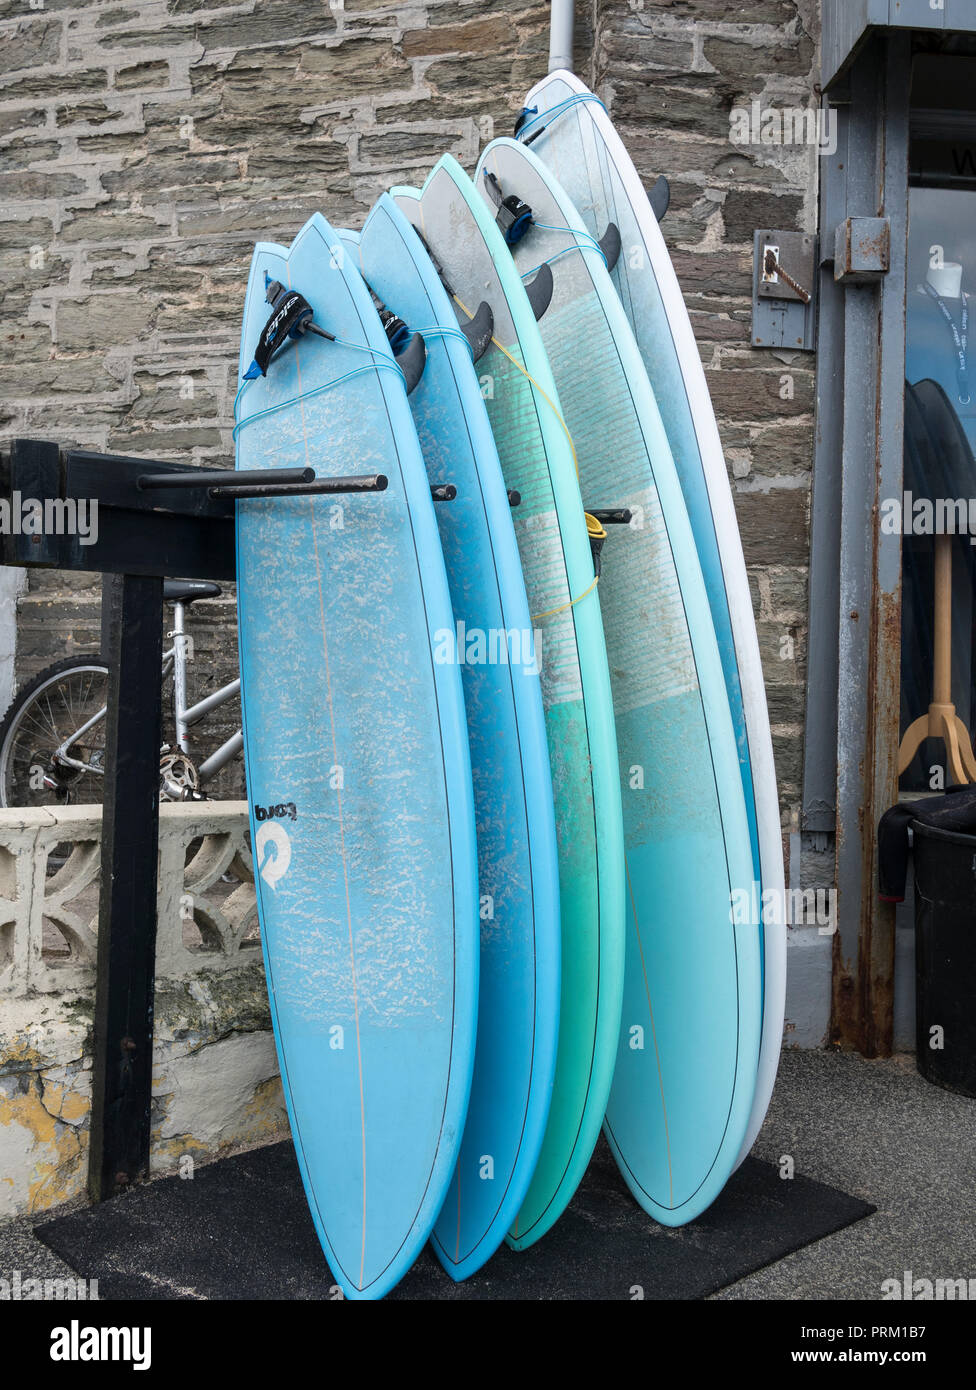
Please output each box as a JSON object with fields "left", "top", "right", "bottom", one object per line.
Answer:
{"left": 340, "top": 196, "right": 561, "bottom": 1281}
{"left": 476, "top": 139, "right": 762, "bottom": 1226}
{"left": 234, "top": 212, "right": 479, "bottom": 1300}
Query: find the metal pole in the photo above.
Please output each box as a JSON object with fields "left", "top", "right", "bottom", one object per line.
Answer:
{"left": 549, "top": 0, "right": 574, "bottom": 73}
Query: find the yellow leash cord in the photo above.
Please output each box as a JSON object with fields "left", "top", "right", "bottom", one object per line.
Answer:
{"left": 452, "top": 291, "right": 604, "bottom": 623}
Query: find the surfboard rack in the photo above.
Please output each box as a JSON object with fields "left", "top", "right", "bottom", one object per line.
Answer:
{"left": 208, "top": 474, "right": 389, "bottom": 500}
{"left": 587, "top": 509, "right": 633, "bottom": 577}
{"left": 0, "top": 438, "right": 405, "bottom": 1206}
{"left": 139, "top": 466, "right": 392, "bottom": 502}
{"left": 138, "top": 466, "right": 315, "bottom": 491}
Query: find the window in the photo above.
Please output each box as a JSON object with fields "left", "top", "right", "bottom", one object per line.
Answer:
{"left": 900, "top": 53, "right": 976, "bottom": 791}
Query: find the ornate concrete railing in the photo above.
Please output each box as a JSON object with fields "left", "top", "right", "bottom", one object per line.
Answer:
{"left": 0, "top": 802, "right": 262, "bottom": 997}
{"left": 0, "top": 803, "right": 286, "bottom": 1219}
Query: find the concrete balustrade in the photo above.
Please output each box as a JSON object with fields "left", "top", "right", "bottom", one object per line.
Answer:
{"left": 0, "top": 802, "right": 286, "bottom": 1218}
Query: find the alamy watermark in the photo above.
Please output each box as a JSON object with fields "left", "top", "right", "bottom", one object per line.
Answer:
{"left": 50, "top": 1320, "right": 151, "bottom": 1370}
{"left": 1, "top": 1269, "right": 98, "bottom": 1300}
{"left": 730, "top": 881, "right": 837, "bottom": 934}
{"left": 433, "top": 622, "right": 542, "bottom": 676}
{"left": 729, "top": 99, "right": 838, "bottom": 156}
{"left": 881, "top": 492, "right": 976, "bottom": 543}
{"left": 0, "top": 492, "right": 98, "bottom": 546}
{"left": 883, "top": 1270, "right": 976, "bottom": 1300}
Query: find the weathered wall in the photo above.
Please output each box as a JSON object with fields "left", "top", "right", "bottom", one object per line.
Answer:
{"left": 0, "top": 3, "right": 827, "bottom": 1036}
{"left": 1, "top": 0, "right": 597, "bottom": 794}
{"left": 0, "top": 0, "right": 818, "bottom": 823}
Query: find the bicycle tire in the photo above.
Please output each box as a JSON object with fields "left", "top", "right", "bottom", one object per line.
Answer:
{"left": 0, "top": 655, "right": 109, "bottom": 809}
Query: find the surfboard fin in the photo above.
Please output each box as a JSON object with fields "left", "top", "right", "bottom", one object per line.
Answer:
{"left": 524, "top": 262, "right": 554, "bottom": 321}
{"left": 361, "top": 282, "right": 427, "bottom": 395}
{"left": 457, "top": 300, "right": 494, "bottom": 362}
{"left": 599, "top": 222, "right": 622, "bottom": 274}
{"left": 395, "top": 330, "right": 427, "bottom": 396}
{"left": 648, "top": 175, "right": 670, "bottom": 222}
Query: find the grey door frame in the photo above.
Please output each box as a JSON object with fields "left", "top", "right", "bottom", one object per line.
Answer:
{"left": 803, "top": 32, "right": 912, "bottom": 1055}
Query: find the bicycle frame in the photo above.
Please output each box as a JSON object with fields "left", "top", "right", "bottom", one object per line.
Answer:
{"left": 169, "top": 600, "right": 243, "bottom": 784}
{"left": 55, "top": 599, "right": 242, "bottom": 791}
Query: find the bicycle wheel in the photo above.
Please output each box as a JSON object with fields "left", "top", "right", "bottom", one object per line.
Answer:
{"left": 0, "top": 657, "right": 109, "bottom": 809}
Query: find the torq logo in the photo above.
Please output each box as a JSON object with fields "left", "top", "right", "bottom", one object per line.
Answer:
{"left": 254, "top": 802, "right": 297, "bottom": 822}
{"left": 255, "top": 823, "right": 291, "bottom": 891}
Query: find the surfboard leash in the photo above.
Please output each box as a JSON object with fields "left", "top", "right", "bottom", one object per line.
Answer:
{"left": 514, "top": 92, "right": 609, "bottom": 145}
{"left": 233, "top": 345, "right": 405, "bottom": 440}
{"left": 517, "top": 222, "right": 609, "bottom": 283}
{"left": 451, "top": 290, "right": 606, "bottom": 623}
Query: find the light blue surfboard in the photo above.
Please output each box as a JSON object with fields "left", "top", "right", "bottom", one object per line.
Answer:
{"left": 234, "top": 211, "right": 479, "bottom": 1300}
{"left": 476, "top": 138, "right": 762, "bottom": 1225}
{"left": 394, "top": 158, "right": 626, "bottom": 1252}
{"left": 518, "top": 70, "right": 786, "bottom": 1168}
{"left": 339, "top": 196, "right": 561, "bottom": 1282}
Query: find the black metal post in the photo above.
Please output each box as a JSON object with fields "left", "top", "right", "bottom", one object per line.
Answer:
{"left": 88, "top": 572, "right": 165, "bottom": 1201}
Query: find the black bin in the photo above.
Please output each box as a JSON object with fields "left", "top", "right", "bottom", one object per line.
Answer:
{"left": 912, "top": 819, "right": 976, "bottom": 1097}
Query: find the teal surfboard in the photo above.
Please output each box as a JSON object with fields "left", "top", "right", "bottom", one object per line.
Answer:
{"left": 394, "top": 157, "right": 626, "bottom": 1252}
{"left": 234, "top": 212, "right": 479, "bottom": 1299}
{"left": 339, "top": 196, "right": 562, "bottom": 1281}
{"left": 476, "top": 138, "right": 761, "bottom": 1225}
{"left": 518, "top": 70, "right": 785, "bottom": 1169}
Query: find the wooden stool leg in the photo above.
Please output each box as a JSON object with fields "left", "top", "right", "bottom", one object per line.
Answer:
{"left": 897, "top": 535, "right": 976, "bottom": 786}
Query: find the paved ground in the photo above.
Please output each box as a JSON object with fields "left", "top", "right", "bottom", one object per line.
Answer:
{"left": 722, "top": 1049, "right": 976, "bottom": 1299}
{"left": 2, "top": 1049, "right": 974, "bottom": 1300}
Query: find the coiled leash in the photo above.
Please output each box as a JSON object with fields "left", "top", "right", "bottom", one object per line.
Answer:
{"left": 483, "top": 169, "right": 535, "bottom": 246}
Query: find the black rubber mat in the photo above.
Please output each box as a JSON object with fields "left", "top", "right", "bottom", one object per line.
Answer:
{"left": 35, "top": 1137, "right": 875, "bottom": 1300}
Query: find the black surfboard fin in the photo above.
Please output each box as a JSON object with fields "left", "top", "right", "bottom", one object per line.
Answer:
{"left": 648, "top": 175, "right": 670, "bottom": 222}
{"left": 395, "top": 331, "right": 427, "bottom": 396}
{"left": 524, "top": 262, "right": 554, "bottom": 321}
{"left": 361, "top": 278, "right": 427, "bottom": 395}
{"left": 599, "top": 222, "right": 622, "bottom": 274}
{"left": 457, "top": 300, "right": 494, "bottom": 363}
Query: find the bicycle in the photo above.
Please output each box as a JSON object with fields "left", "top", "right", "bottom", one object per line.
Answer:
{"left": 0, "top": 580, "right": 244, "bottom": 809}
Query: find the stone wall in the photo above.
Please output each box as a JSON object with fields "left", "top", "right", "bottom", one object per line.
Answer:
{"left": 0, "top": 0, "right": 820, "bottom": 829}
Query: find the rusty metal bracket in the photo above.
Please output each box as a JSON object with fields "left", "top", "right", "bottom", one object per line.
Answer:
{"left": 834, "top": 215, "right": 890, "bottom": 283}
{"left": 752, "top": 229, "right": 818, "bottom": 351}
